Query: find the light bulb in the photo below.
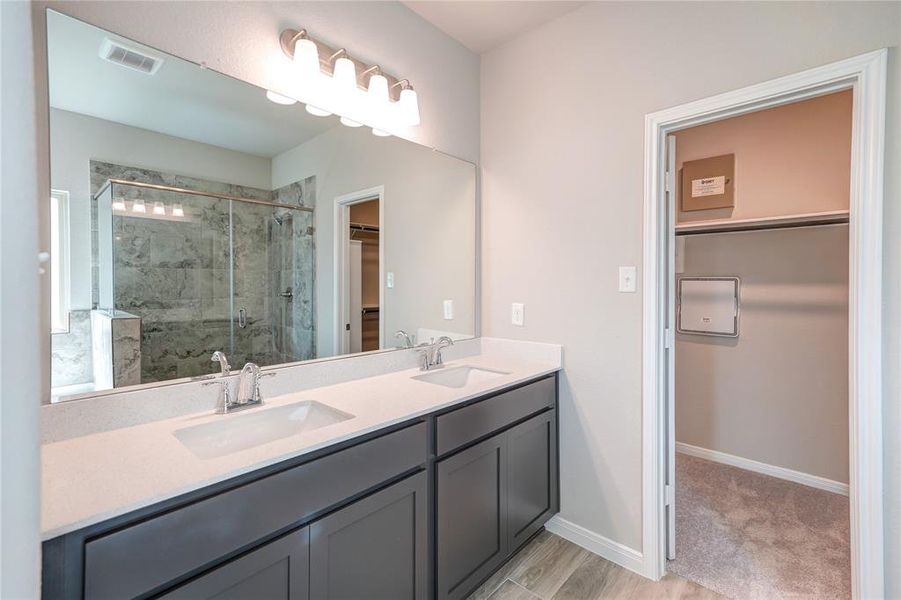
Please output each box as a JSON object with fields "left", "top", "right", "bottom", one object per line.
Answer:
{"left": 367, "top": 74, "right": 389, "bottom": 105}
{"left": 372, "top": 128, "right": 391, "bottom": 137}
{"left": 172, "top": 203, "right": 184, "bottom": 217}
{"left": 266, "top": 90, "right": 297, "bottom": 105}
{"left": 112, "top": 198, "right": 126, "bottom": 211}
{"left": 340, "top": 116, "right": 363, "bottom": 127}
{"left": 152, "top": 202, "right": 166, "bottom": 215}
{"left": 293, "top": 37, "right": 320, "bottom": 79}
{"left": 132, "top": 199, "right": 146, "bottom": 213}
{"left": 399, "top": 87, "right": 420, "bottom": 126}
{"left": 305, "top": 104, "right": 332, "bottom": 117}
{"left": 333, "top": 57, "right": 357, "bottom": 92}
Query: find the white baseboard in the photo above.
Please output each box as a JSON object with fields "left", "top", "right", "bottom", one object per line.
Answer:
{"left": 675, "top": 442, "right": 849, "bottom": 496}
{"left": 544, "top": 516, "right": 647, "bottom": 577}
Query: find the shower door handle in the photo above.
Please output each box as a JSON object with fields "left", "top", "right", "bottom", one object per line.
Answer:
{"left": 237, "top": 307, "right": 247, "bottom": 328}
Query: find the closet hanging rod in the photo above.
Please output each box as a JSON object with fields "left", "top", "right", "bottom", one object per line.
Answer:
{"left": 675, "top": 210, "right": 849, "bottom": 236}
{"left": 349, "top": 222, "right": 380, "bottom": 232}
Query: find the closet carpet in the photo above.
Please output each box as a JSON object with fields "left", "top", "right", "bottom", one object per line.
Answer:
{"left": 668, "top": 453, "right": 850, "bottom": 599}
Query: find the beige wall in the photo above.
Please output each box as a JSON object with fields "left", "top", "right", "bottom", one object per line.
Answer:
{"left": 676, "top": 226, "right": 849, "bottom": 483}
{"left": 2, "top": 2, "right": 43, "bottom": 597}
{"left": 675, "top": 90, "right": 852, "bottom": 224}
{"left": 480, "top": 2, "right": 900, "bottom": 588}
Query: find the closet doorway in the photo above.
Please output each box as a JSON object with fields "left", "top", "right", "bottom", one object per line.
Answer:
{"left": 668, "top": 90, "right": 852, "bottom": 598}
{"left": 642, "top": 50, "right": 887, "bottom": 599}
{"left": 335, "top": 186, "right": 384, "bottom": 355}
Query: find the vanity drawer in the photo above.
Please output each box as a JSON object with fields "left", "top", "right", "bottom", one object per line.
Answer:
{"left": 436, "top": 375, "right": 555, "bottom": 456}
{"left": 83, "top": 421, "right": 427, "bottom": 600}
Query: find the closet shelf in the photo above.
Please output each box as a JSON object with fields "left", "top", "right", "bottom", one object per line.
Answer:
{"left": 675, "top": 210, "right": 849, "bottom": 235}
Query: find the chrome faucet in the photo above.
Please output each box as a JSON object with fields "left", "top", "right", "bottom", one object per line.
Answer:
{"left": 236, "top": 363, "right": 262, "bottom": 406}
{"left": 202, "top": 356, "right": 275, "bottom": 414}
{"left": 395, "top": 330, "right": 415, "bottom": 349}
{"left": 203, "top": 351, "right": 232, "bottom": 413}
{"left": 416, "top": 336, "right": 455, "bottom": 371}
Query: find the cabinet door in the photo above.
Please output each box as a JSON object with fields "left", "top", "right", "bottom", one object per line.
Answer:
{"left": 436, "top": 434, "right": 507, "bottom": 600}
{"left": 309, "top": 471, "right": 428, "bottom": 600}
{"left": 160, "top": 528, "right": 309, "bottom": 600}
{"left": 507, "top": 410, "right": 558, "bottom": 550}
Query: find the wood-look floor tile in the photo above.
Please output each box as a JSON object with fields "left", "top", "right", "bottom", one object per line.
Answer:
{"left": 550, "top": 553, "right": 632, "bottom": 600}
{"left": 486, "top": 580, "right": 544, "bottom": 600}
{"left": 469, "top": 532, "right": 553, "bottom": 600}
{"left": 509, "top": 533, "right": 590, "bottom": 598}
{"left": 467, "top": 532, "right": 721, "bottom": 600}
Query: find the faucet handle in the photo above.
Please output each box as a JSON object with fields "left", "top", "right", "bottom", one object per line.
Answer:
{"left": 202, "top": 379, "right": 231, "bottom": 414}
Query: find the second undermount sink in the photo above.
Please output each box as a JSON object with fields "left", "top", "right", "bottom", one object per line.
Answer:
{"left": 174, "top": 400, "right": 354, "bottom": 460}
{"left": 412, "top": 365, "right": 510, "bottom": 389}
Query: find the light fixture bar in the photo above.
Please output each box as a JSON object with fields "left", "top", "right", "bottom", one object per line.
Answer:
{"left": 279, "top": 27, "right": 411, "bottom": 102}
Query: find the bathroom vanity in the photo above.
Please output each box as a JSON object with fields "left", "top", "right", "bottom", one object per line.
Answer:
{"left": 42, "top": 352, "right": 559, "bottom": 600}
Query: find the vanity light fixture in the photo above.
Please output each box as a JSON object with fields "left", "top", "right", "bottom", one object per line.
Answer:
{"left": 277, "top": 26, "right": 421, "bottom": 131}
{"left": 172, "top": 203, "right": 185, "bottom": 217}
{"left": 305, "top": 105, "right": 332, "bottom": 117}
{"left": 112, "top": 197, "right": 127, "bottom": 211}
{"left": 152, "top": 201, "right": 166, "bottom": 215}
{"left": 131, "top": 198, "right": 146, "bottom": 213}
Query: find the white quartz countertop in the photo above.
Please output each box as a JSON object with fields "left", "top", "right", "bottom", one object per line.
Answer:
{"left": 42, "top": 349, "right": 559, "bottom": 539}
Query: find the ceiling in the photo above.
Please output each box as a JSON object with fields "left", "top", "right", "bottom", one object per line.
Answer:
{"left": 47, "top": 10, "right": 337, "bottom": 159}
{"left": 403, "top": 1, "right": 584, "bottom": 54}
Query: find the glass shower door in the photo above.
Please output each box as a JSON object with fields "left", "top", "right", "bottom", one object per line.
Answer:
{"left": 229, "top": 199, "right": 316, "bottom": 368}
{"left": 109, "top": 182, "right": 233, "bottom": 383}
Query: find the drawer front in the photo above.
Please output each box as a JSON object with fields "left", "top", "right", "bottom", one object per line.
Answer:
{"left": 436, "top": 376, "right": 555, "bottom": 456}
{"left": 84, "top": 422, "right": 427, "bottom": 600}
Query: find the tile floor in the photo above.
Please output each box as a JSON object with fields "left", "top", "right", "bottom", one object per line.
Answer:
{"left": 467, "top": 530, "right": 721, "bottom": 600}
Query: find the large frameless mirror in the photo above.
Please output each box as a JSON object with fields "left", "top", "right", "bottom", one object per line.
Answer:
{"left": 46, "top": 10, "right": 476, "bottom": 402}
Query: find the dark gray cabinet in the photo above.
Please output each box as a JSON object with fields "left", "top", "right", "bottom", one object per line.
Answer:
{"left": 160, "top": 528, "right": 310, "bottom": 600}
{"left": 507, "top": 410, "right": 557, "bottom": 549}
{"left": 436, "top": 408, "right": 557, "bottom": 600}
{"left": 436, "top": 435, "right": 507, "bottom": 600}
{"left": 310, "top": 471, "right": 428, "bottom": 600}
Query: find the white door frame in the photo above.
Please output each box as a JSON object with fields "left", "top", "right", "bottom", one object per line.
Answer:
{"left": 333, "top": 186, "right": 385, "bottom": 354}
{"left": 641, "top": 50, "right": 886, "bottom": 599}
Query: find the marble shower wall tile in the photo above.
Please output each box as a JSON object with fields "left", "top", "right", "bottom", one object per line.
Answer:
{"left": 51, "top": 309, "right": 94, "bottom": 388}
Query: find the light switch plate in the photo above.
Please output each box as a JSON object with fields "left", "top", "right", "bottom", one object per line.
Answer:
{"left": 619, "top": 266, "right": 637, "bottom": 293}
{"left": 386, "top": 271, "right": 394, "bottom": 288}
{"left": 443, "top": 299, "right": 454, "bottom": 320}
{"left": 511, "top": 302, "right": 524, "bottom": 326}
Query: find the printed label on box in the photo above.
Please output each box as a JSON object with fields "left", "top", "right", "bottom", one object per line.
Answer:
{"left": 691, "top": 175, "right": 726, "bottom": 197}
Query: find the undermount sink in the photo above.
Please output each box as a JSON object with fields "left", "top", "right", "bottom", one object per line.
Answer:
{"left": 174, "top": 400, "right": 354, "bottom": 460}
{"left": 412, "top": 365, "right": 510, "bottom": 389}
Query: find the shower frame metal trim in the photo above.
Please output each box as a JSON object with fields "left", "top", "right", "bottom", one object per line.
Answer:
{"left": 94, "top": 179, "right": 315, "bottom": 212}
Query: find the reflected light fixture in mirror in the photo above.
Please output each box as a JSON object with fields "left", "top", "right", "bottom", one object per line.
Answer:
{"left": 265, "top": 90, "right": 297, "bottom": 105}
{"left": 132, "top": 198, "right": 146, "bottom": 213}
